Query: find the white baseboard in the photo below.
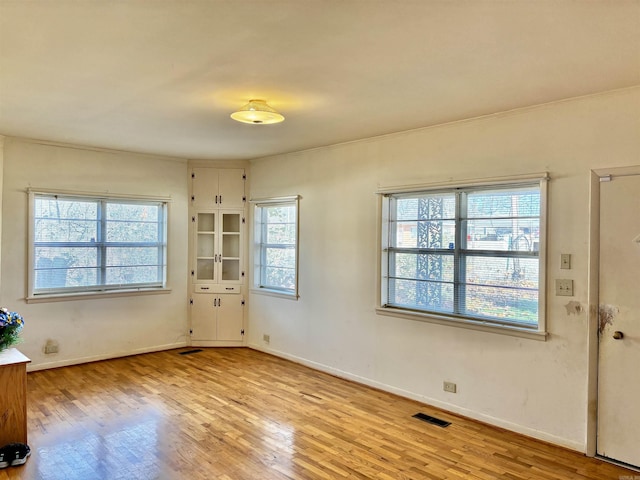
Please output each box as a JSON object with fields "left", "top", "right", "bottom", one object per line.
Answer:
{"left": 27, "top": 341, "right": 188, "bottom": 372}
{"left": 248, "top": 343, "right": 584, "bottom": 453}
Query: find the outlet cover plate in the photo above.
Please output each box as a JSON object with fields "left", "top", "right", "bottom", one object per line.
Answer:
{"left": 443, "top": 381, "right": 457, "bottom": 393}
{"left": 555, "top": 279, "right": 574, "bottom": 296}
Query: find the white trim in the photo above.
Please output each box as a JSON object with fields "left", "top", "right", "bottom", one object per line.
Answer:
{"left": 588, "top": 164, "right": 640, "bottom": 459}
{"left": 376, "top": 306, "right": 547, "bottom": 341}
{"left": 26, "top": 287, "right": 172, "bottom": 304}
{"left": 248, "top": 344, "right": 581, "bottom": 452}
{"left": 252, "top": 196, "right": 300, "bottom": 298}
{"left": 27, "top": 187, "right": 172, "bottom": 203}
{"left": 378, "top": 178, "right": 547, "bottom": 337}
{"left": 27, "top": 341, "right": 188, "bottom": 372}
{"left": 250, "top": 288, "right": 299, "bottom": 300}
{"left": 28, "top": 191, "right": 169, "bottom": 299}
{"left": 250, "top": 195, "right": 300, "bottom": 204}
{"left": 377, "top": 172, "right": 549, "bottom": 195}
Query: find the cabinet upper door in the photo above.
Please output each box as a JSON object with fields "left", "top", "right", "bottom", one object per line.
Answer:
{"left": 191, "top": 168, "right": 219, "bottom": 208}
{"left": 218, "top": 169, "right": 245, "bottom": 208}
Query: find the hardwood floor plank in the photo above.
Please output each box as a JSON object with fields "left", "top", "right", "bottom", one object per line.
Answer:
{"left": 0, "top": 347, "right": 635, "bottom": 479}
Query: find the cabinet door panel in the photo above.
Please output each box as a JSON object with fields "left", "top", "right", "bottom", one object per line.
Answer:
{"left": 190, "top": 294, "right": 216, "bottom": 341}
{"left": 191, "top": 168, "right": 219, "bottom": 208}
{"left": 217, "top": 295, "right": 244, "bottom": 341}
{"left": 218, "top": 169, "right": 245, "bottom": 208}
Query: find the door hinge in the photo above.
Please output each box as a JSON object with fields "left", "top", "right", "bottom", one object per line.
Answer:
{"left": 241, "top": 329, "right": 245, "bottom": 335}
{"left": 189, "top": 298, "right": 193, "bottom": 305}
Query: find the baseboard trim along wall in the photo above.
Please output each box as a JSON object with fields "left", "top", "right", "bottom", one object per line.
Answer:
{"left": 27, "top": 341, "right": 188, "bottom": 372}
{"left": 248, "top": 343, "right": 584, "bottom": 453}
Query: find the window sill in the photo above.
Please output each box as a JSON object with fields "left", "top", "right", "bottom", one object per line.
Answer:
{"left": 250, "top": 288, "right": 299, "bottom": 301}
{"left": 26, "top": 288, "right": 172, "bottom": 304}
{"left": 375, "top": 306, "right": 548, "bottom": 341}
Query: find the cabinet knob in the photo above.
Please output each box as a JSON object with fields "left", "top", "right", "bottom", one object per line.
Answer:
{"left": 613, "top": 331, "right": 624, "bottom": 340}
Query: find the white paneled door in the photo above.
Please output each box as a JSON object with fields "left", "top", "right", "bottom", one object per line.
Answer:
{"left": 597, "top": 171, "right": 640, "bottom": 468}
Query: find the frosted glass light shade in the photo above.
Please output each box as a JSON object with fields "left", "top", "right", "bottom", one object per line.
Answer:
{"left": 230, "top": 99, "right": 284, "bottom": 124}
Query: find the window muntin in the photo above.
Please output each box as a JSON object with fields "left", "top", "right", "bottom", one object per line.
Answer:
{"left": 253, "top": 199, "right": 298, "bottom": 296}
{"left": 31, "top": 193, "right": 167, "bottom": 296}
{"left": 383, "top": 183, "right": 543, "bottom": 329}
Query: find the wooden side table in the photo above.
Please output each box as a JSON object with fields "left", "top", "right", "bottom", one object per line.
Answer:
{"left": 0, "top": 348, "right": 30, "bottom": 446}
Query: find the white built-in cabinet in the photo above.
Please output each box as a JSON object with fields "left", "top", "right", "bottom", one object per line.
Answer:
{"left": 189, "top": 167, "right": 246, "bottom": 345}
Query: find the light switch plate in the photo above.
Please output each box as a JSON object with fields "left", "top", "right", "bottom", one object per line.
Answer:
{"left": 560, "top": 253, "right": 571, "bottom": 269}
{"left": 555, "top": 279, "right": 574, "bottom": 296}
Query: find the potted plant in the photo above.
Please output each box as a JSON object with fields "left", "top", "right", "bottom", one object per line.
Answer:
{"left": 0, "top": 308, "right": 24, "bottom": 352}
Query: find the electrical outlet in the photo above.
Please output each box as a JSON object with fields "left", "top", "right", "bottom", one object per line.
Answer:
{"left": 560, "top": 254, "right": 571, "bottom": 269}
{"left": 44, "top": 341, "right": 59, "bottom": 354}
{"left": 263, "top": 334, "right": 270, "bottom": 344}
{"left": 443, "top": 381, "right": 457, "bottom": 393}
{"left": 555, "top": 279, "right": 574, "bottom": 296}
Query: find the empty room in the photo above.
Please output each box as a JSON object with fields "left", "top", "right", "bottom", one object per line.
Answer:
{"left": 0, "top": 1, "right": 639, "bottom": 479}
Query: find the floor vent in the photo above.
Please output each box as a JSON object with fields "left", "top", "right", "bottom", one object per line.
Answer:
{"left": 179, "top": 349, "right": 203, "bottom": 356}
{"left": 412, "top": 412, "right": 451, "bottom": 428}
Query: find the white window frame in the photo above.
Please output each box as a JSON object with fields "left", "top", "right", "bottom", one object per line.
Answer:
{"left": 377, "top": 174, "right": 548, "bottom": 340}
{"left": 251, "top": 196, "right": 299, "bottom": 299}
{"left": 27, "top": 189, "right": 170, "bottom": 302}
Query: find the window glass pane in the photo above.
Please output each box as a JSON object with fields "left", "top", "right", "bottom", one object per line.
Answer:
{"left": 106, "top": 203, "right": 161, "bottom": 243}
{"left": 107, "top": 203, "right": 159, "bottom": 222}
{"left": 465, "top": 218, "right": 539, "bottom": 252}
{"left": 395, "top": 220, "right": 455, "bottom": 249}
{"left": 395, "top": 195, "right": 456, "bottom": 221}
{"left": 266, "top": 205, "right": 296, "bottom": 223}
{"left": 388, "top": 278, "right": 454, "bottom": 313}
{"left": 466, "top": 188, "right": 540, "bottom": 218}
{"left": 106, "top": 266, "right": 161, "bottom": 285}
{"left": 384, "top": 183, "right": 542, "bottom": 329}
{"left": 465, "top": 256, "right": 539, "bottom": 287}
{"left": 463, "top": 284, "right": 538, "bottom": 325}
{"left": 32, "top": 195, "right": 166, "bottom": 294}
{"left": 266, "top": 224, "right": 295, "bottom": 245}
{"left": 391, "top": 253, "right": 454, "bottom": 282}
{"left": 34, "top": 246, "right": 99, "bottom": 289}
{"left": 255, "top": 201, "right": 298, "bottom": 293}
{"left": 34, "top": 198, "right": 98, "bottom": 242}
{"left": 264, "top": 266, "right": 296, "bottom": 290}
{"left": 265, "top": 247, "right": 295, "bottom": 269}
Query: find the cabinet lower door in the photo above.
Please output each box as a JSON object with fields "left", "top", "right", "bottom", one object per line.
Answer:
{"left": 190, "top": 294, "right": 216, "bottom": 341}
{"left": 217, "top": 294, "right": 244, "bottom": 341}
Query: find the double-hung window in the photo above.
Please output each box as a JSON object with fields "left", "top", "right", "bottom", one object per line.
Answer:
{"left": 252, "top": 197, "right": 299, "bottom": 298}
{"left": 29, "top": 192, "right": 168, "bottom": 298}
{"left": 379, "top": 178, "right": 547, "bottom": 336}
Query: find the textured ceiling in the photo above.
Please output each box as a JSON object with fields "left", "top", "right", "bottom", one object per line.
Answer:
{"left": 1, "top": 0, "right": 639, "bottom": 160}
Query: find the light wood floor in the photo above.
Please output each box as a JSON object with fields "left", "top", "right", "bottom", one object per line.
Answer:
{"left": 1, "top": 348, "right": 634, "bottom": 479}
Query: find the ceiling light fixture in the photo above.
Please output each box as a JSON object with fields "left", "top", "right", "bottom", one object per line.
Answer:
{"left": 230, "top": 99, "right": 285, "bottom": 125}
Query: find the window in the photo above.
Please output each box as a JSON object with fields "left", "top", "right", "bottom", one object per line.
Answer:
{"left": 253, "top": 197, "right": 299, "bottom": 297}
{"left": 380, "top": 179, "right": 547, "bottom": 335}
{"left": 29, "top": 192, "right": 167, "bottom": 298}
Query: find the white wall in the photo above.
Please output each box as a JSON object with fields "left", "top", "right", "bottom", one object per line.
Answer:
{"left": 248, "top": 87, "right": 640, "bottom": 451}
{"left": 1, "top": 139, "right": 189, "bottom": 370}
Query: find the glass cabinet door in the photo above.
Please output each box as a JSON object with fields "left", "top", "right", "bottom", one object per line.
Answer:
{"left": 196, "top": 213, "right": 216, "bottom": 281}
{"left": 221, "top": 213, "right": 241, "bottom": 282}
